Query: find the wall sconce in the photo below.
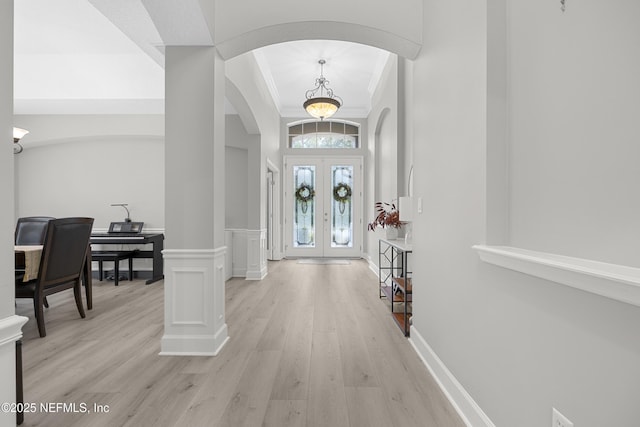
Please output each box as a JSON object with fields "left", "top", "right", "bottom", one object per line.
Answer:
{"left": 13, "top": 127, "right": 29, "bottom": 154}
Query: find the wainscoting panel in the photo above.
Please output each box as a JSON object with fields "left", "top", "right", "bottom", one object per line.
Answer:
{"left": 229, "top": 229, "right": 247, "bottom": 278}
{"left": 246, "top": 229, "right": 267, "bottom": 280}
{"left": 160, "top": 248, "right": 229, "bottom": 356}
{"left": 226, "top": 229, "right": 268, "bottom": 280}
{"left": 224, "top": 230, "right": 233, "bottom": 281}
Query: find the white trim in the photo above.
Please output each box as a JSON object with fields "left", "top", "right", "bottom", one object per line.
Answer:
{"left": 246, "top": 229, "right": 267, "bottom": 280}
{"left": 409, "top": 326, "right": 496, "bottom": 427}
{"left": 162, "top": 248, "right": 225, "bottom": 259}
{"left": 253, "top": 50, "right": 283, "bottom": 114}
{"left": 473, "top": 245, "right": 640, "bottom": 308}
{"left": 160, "top": 247, "right": 228, "bottom": 356}
{"left": 266, "top": 157, "right": 283, "bottom": 261}
{"left": 159, "top": 333, "right": 230, "bottom": 357}
{"left": 366, "top": 254, "right": 379, "bottom": 277}
{"left": 227, "top": 229, "right": 248, "bottom": 277}
{"left": 286, "top": 118, "right": 362, "bottom": 128}
{"left": 226, "top": 229, "right": 269, "bottom": 280}
{"left": 0, "top": 315, "right": 29, "bottom": 348}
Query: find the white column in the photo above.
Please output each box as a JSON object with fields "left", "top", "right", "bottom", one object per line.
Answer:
{"left": 1, "top": 0, "right": 15, "bottom": 315}
{"left": 160, "top": 249, "right": 228, "bottom": 355}
{"left": 1, "top": 1, "right": 29, "bottom": 422}
{"left": 161, "top": 46, "right": 228, "bottom": 356}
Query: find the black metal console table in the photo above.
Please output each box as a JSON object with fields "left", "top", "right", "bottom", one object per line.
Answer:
{"left": 378, "top": 238, "right": 412, "bottom": 336}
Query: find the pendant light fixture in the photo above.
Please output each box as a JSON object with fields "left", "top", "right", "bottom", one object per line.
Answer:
{"left": 303, "top": 59, "right": 342, "bottom": 120}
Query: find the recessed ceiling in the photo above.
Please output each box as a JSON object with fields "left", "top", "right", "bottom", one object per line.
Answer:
{"left": 14, "top": 0, "right": 390, "bottom": 117}
{"left": 253, "top": 40, "right": 389, "bottom": 118}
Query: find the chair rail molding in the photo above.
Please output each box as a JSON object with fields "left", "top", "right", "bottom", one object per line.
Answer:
{"left": 473, "top": 245, "right": 640, "bottom": 308}
{"left": 160, "top": 247, "right": 229, "bottom": 356}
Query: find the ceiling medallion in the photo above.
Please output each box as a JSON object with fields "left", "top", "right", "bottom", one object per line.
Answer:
{"left": 303, "top": 59, "right": 343, "bottom": 120}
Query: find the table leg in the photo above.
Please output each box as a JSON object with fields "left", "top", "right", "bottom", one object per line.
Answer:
{"left": 16, "top": 340, "right": 23, "bottom": 425}
{"left": 83, "top": 250, "right": 93, "bottom": 310}
{"left": 146, "top": 237, "right": 164, "bottom": 284}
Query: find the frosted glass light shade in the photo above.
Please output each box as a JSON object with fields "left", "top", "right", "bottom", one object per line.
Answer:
{"left": 399, "top": 196, "right": 414, "bottom": 222}
{"left": 303, "top": 97, "right": 340, "bottom": 120}
{"left": 13, "top": 127, "right": 29, "bottom": 142}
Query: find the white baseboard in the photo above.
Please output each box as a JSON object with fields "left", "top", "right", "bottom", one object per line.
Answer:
{"left": 363, "top": 254, "right": 379, "bottom": 278}
{"left": 409, "top": 326, "right": 496, "bottom": 427}
{"left": 246, "top": 266, "right": 267, "bottom": 280}
{"left": 160, "top": 330, "right": 229, "bottom": 356}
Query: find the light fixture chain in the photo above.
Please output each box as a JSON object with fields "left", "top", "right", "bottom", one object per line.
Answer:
{"left": 303, "top": 58, "right": 342, "bottom": 120}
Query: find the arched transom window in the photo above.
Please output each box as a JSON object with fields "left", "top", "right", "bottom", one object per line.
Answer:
{"left": 288, "top": 120, "right": 360, "bottom": 149}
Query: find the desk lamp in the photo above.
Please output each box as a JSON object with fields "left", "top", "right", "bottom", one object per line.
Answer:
{"left": 111, "top": 203, "right": 131, "bottom": 222}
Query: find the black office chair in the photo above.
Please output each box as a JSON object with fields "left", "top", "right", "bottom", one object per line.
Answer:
{"left": 15, "top": 217, "right": 94, "bottom": 337}
{"left": 15, "top": 216, "right": 55, "bottom": 245}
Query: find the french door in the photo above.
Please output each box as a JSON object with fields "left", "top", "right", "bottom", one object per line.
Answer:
{"left": 284, "top": 156, "right": 362, "bottom": 258}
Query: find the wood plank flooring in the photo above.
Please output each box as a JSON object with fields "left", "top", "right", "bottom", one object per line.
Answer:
{"left": 16, "top": 259, "right": 465, "bottom": 427}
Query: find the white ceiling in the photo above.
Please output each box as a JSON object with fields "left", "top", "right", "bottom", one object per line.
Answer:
{"left": 14, "top": 0, "right": 389, "bottom": 118}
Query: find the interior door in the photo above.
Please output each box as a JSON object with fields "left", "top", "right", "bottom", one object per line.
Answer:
{"left": 285, "top": 156, "right": 362, "bottom": 258}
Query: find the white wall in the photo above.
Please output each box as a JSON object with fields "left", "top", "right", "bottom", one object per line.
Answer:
{"left": 225, "top": 114, "right": 259, "bottom": 230}
{"left": 0, "top": 0, "right": 14, "bottom": 320}
{"left": 225, "top": 147, "right": 248, "bottom": 229}
{"left": 209, "top": 0, "right": 422, "bottom": 60}
{"left": 0, "top": 2, "right": 17, "bottom": 423}
{"left": 226, "top": 52, "right": 281, "bottom": 232}
{"left": 14, "top": 115, "right": 164, "bottom": 228}
{"left": 507, "top": 0, "right": 640, "bottom": 267}
{"left": 411, "top": 1, "right": 640, "bottom": 426}
{"left": 366, "top": 55, "right": 403, "bottom": 265}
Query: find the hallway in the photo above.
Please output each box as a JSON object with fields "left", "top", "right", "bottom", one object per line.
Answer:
{"left": 17, "top": 260, "right": 464, "bottom": 427}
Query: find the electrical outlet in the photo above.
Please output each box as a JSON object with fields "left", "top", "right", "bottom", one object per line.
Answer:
{"left": 552, "top": 408, "right": 574, "bottom": 427}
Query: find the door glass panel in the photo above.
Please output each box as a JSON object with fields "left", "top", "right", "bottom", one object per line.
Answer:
{"left": 293, "top": 166, "right": 316, "bottom": 247}
{"left": 331, "top": 165, "right": 353, "bottom": 248}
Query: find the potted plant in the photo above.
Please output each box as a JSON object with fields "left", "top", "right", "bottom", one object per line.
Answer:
{"left": 367, "top": 201, "right": 403, "bottom": 239}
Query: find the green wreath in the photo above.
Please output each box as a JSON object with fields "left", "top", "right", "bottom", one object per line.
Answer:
{"left": 295, "top": 183, "right": 315, "bottom": 203}
{"left": 333, "top": 182, "right": 352, "bottom": 203}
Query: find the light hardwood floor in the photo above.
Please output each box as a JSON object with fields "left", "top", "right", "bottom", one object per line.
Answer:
{"left": 16, "top": 259, "right": 465, "bottom": 427}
